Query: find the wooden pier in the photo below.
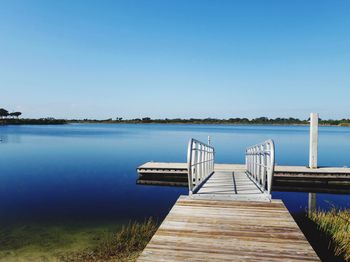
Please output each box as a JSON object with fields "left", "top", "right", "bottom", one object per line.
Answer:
{"left": 138, "top": 197, "right": 319, "bottom": 261}
{"left": 135, "top": 136, "right": 350, "bottom": 261}
{"left": 138, "top": 163, "right": 320, "bottom": 261}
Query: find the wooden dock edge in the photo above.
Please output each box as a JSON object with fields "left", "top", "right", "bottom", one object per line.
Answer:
{"left": 137, "top": 195, "right": 320, "bottom": 261}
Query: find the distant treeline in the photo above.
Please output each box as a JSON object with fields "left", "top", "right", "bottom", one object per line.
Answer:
{"left": 69, "top": 117, "right": 350, "bottom": 126}
{"left": 0, "top": 118, "right": 67, "bottom": 125}
{"left": 0, "top": 108, "right": 22, "bottom": 119}
{"left": 0, "top": 107, "right": 67, "bottom": 125}
{"left": 2, "top": 105, "right": 350, "bottom": 126}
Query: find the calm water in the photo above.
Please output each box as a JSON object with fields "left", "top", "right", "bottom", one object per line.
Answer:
{"left": 0, "top": 124, "right": 350, "bottom": 258}
{"left": 1, "top": 123, "right": 350, "bottom": 222}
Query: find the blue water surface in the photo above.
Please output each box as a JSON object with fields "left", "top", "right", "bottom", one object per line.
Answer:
{"left": 0, "top": 124, "right": 349, "bottom": 226}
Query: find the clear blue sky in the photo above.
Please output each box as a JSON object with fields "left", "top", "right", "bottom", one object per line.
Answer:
{"left": 1, "top": 0, "right": 349, "bottom": 119}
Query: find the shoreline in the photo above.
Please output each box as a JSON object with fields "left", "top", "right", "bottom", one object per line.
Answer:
{"left": 69, "top": 120, "right": 350, "bottom": 127}
{"left": 1, "top": 120, "right": 350, "bottom": 127}
{"left": 1, "top": 115, "right": 350, "bottom": 127}
{"left": 67, "top": 121, "right": 350, "bottom": 127}
{"left": 0, "top": 119, "right": 67, "bottom": 125}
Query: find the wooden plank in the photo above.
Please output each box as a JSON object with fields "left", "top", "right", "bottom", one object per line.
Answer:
{"left": 138, "top": 162, "right": 188, "bottom": 170}
{"left": 138, "top": 196, "right": 319, "bottom": 261}
{"left": 137, "top": 170, "right": 187, "bottom": 174}
{"left": 275, "top": 165, "right": 350, "bottom": 174}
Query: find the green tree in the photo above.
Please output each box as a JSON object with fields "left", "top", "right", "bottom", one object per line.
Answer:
{"left": 0, "top": 108, "right": 9, "bottom": 119}
{"left": 142, "top": 117, "right": 151, "bottom": 123}
{"left": 9, "top": 112, "right": 22, "bottom": 118}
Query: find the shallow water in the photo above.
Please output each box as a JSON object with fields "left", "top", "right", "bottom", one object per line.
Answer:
{"left": 0, "top": 124, "right": 349, "bottom": 260}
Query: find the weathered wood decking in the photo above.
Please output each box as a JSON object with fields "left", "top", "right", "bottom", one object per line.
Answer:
{"left": 138, "top": 165, "right": 320, "bottom": 261}
{"left": 138, "top": 196, "right": 319, "bottom": 261}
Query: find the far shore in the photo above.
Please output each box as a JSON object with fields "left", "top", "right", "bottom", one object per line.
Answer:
{"left": 0, "top": 118, "right": 67, "bottom": 125}
{"left": 1, "top": 118, "right": 350, "bottom": 127}
{"left": 67, "top": 120, "right": 350, "bottom": 127}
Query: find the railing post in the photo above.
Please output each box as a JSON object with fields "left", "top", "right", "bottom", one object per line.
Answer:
{"left": 246, "top": 149, "right": 248, "bottom": 173}
{"left": 200, "top": 144, "right": 203, "bottom": 181}
{"left": 204, "top": 145, "right": 207, "bottom": 179}
{"left": 207, "top": 147, "right": 210, "bottom": 174}
{"left": 212, "top": 147, "right": 215, "bottom": 172}
{"left": 197, "top": 142, "right": 201, "bottom": 183}
{"left": 261, "top": 144, "right": 266, "bottom": 188}
{"left": 207, "top": 145, "right": 210, "bottom": 175}
{"left": 267, "top": 140, "right": 275, "bottom": 195}
{"left": 187, "top": 139, "right": 194, "bottom": 193}
{"left": 252, "top": 148, "right": 256, "bottom": 179}
{"left": 259, "top": 144, "right": 263, "bottom": 184}
{"left": 249, "top": 149, "right": 252, "bottom": 175}
{"left": 193, "top": 142, "right": 198, "bottom": 185}
{"left": 209, "top": 148, "right": 212, "bottom": 173}
{"left": 255, "top": 148, "right": 258, "bottom": 181}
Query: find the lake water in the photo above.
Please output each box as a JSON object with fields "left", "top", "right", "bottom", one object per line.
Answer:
{"left": 0, "top": 124, "right": 350, "bottom": 260}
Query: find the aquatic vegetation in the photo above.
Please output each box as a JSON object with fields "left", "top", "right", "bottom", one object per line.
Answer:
{"left": 0, "top": 222, "right": 120, "bottom": 262}
{"left": 60, "top": 218, "right": 158, "bottom": 262}
{"left": 309, "top": 208, "right": 350, "bottom": 261}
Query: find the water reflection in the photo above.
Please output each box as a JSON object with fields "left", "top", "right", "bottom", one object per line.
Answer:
{"left": 0, "top": 132, "right": 21, "bottom": 143}
{"left": 0, "top": 133, "right": 7, "bottom": 143}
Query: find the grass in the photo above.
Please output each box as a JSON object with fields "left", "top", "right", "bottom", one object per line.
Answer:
{"left": 60, "top": 218, "right": 158, "bottom": 262}
{"left": 309, "top": 208, "right": 350, "bottom": 261}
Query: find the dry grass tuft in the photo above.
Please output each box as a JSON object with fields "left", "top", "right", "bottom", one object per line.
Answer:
{"left": 59, "top": 218, "right": 158, "bottom": 262}
{"left": 309, "top": 208, "right": 350, "bottom": 261}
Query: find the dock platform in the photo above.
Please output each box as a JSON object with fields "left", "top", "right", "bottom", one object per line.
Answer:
{"left": 137, "top": 162, "right": 350, "bottom": 193}
{"left": 138, "top": 196, "right": 319, "bottom": 261}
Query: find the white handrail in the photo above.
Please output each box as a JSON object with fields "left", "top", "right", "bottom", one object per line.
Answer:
{"left": 187, "top": 138, "right": 215, "bottom": 195}
{"left": 245, "top": 139, "right": 275, "bottom": 197}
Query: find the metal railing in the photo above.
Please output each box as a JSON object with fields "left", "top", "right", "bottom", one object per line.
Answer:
{"left": 245, "top": 139, "right": 275, "bottom": 197}
{"left": 187, "top": 138, "right": 215, "bottom": 195}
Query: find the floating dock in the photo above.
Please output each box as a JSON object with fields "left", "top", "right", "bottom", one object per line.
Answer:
{"left": 137, "top": 162, "right": 350, "bottom": 193}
